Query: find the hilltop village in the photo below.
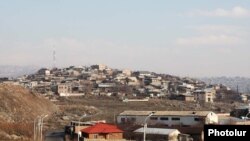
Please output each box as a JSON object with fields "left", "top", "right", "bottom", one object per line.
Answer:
{"left": 1, "top": 64, "right": 250, "bottom": 141}
{"left": 1, "top": 64, "right": 247, "bottom": 103}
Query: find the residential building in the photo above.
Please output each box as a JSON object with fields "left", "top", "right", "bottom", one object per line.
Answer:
{"left": 175, "top": 94, "right": 195, "bottom": 102}
{"left": 57, "top": 83, "right": 85, "bottom": 96}
{"left": 37, "top": 68, "right": 50, "bottom": 76}
{"left": 80, "top": 123, "right": 125, "bottom": 141}
{"left": 240, "top": 94, "right": 248, "bottom": 102}
{"left": 193, "top": 88, "right": 215, "bottom": 103}
{"left": 98, "top": 64, "right": 107, "bottom": 71}
{"left": 58, "top": 83, "right": 72, "bottom": 94}
{"left": 122, "top": 69, "right": 132, "bottom": 76}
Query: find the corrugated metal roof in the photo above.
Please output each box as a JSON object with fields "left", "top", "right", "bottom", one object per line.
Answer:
{"left": 119, "top": 110, "right": 213, "bottom": 117}
{"left": 134, "top": 128, "right": 180, "bottom": 135}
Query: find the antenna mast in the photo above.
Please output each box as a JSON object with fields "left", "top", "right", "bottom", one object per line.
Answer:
{"left": 53, "top": 46, "right": 56, "bottom": 68}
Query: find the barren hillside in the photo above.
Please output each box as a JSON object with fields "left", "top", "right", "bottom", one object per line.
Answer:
{"left": 0, "top": 84, "right": 57, "bottom": 122}
{"left": 0, "top": 84, "right": 58, "bottom": 140}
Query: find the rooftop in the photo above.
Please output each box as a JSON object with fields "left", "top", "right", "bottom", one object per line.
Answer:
{"left": 119, "top": 110, "right": 214, "bottom": 117}
{"left": 81, "top": 123, "right": 123, "bottom": 134}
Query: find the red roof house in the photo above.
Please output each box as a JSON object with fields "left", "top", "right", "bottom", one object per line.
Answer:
{"left": 81, "top": 123, "right": 124, "bottom": 140}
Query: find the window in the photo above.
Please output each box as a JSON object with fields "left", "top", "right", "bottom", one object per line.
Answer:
{"left": 121, "top": 118, "right": 126, "bottom": 123}
{"left": 194, "top": 118, "right": 201, "bottom": 121}
{"left": 160, "top": 117, "right": 169, "bottom": 120}
{"left": 172, "top": 117, "right": 180, "bottom": 121}
{"left": 208, "top": 98, "right": 211, "bottom": 102}
{"left": 131, "top": 117, "right": 136, "bottom": 121}
{"left": 127, "top": 117, "right": 136, "bottom": 123}
{"left": 94, "top": 134, "right": 98, "bottom": 139}
{"left": 150, "top": 117, "right": 158, "bottom": 120}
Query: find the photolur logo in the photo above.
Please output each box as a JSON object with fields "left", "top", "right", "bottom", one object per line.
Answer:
{"left": 204, "top": 125, "right": 250, "bottom": 141}
{"left": 208, "top": 129, "right": 247, "bottom": 136}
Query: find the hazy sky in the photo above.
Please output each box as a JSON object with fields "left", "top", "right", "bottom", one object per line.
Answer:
{"left": 1, "top": 0, "right": 250, "bottom": 77}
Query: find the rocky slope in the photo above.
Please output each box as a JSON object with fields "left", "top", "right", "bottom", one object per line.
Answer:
{"left": 0, "top": 84, "right": 58, "bottom": 140}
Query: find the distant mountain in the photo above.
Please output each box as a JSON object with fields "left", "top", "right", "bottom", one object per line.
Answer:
{"left": 0, "top": 65, "right": 39, "bottom": 78}
{"left": 200, "top": 77, "right": 250, "bottom": 93}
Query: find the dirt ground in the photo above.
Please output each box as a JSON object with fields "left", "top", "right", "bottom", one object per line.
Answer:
{"left": 46, "top": 95, "right": 244, "bottom": 130}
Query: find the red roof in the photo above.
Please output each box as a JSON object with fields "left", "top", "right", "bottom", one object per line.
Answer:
{"left": 81, "top": 123, "right": 123, "bottom": 134}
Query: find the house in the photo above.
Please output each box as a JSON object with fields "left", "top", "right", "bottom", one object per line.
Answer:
{"left": 32, "top": 82, "right": 51, "bottom": 94}
{"left": 67, "top": 69, "right": 81, "bottom": 76}
{"left": 105, "top": 68, "right": 113, "bottom": 75}
{"left": 80, "top": 123, "right": 125, "bottom": 141}
{"left": 127, "top": 77, "right": 140, "bottom": 86}
{"left": 117, "top": 111, "right": 218, "bottom": 127}
{"left": 98, "top": 64, "right": 107, "bottom": 71}
{"left": 58, "top": 83, "right": 72, "bottom": 94}
{"left": 98, "top": 83, "right": 116, "bottom": 93}
{"left": 151, "top": 77, "right": 162, "bottom": 87}
{"left": 240, "top": 94, "right": 248, "bottom": 102}
{"left": 89, "top": 73, "right": 106, "bottom": 81}
{"left": 175, "top": 94, "right": 195, "bottom": 102}
{"left": 122, "top": 69, "right": 132, "bottom": 76}
{"left": 37, "top": 68, "right": 50, "bottom": 76}
{"left": 134, "top": 128, "right": 181, "bottom": 141}
{"left": 193, "top": 88, "right": 215, "bottom": 103}
{"left": 28, "top": 81, "right": 38, "bottom": 88}
{"left": 177, "top": 83, "right": 195, "bottom": 93}
{"left": 139, "top": 71, "right": 152, "bottom": 77}
{"left": 57, "top": 83, "right": 85, "bottom": 96}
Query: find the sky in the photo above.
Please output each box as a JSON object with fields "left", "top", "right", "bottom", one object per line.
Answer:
{"left": 0, "top": 0, "right": 250, "bottom": 77}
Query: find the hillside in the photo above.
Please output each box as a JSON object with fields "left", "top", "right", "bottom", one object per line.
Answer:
{"left": 0, "top": 84, "right": 58, "bottom": 140}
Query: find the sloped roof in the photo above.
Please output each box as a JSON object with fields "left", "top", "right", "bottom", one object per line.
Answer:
{"left": 119, "top": 110, "right": 213, "bottom": 117}
{"left": 81, "top": 123, "right": 123, "bottom": 134}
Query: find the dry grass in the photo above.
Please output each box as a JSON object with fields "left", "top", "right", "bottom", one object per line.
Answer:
{"left": 53, "top": 95, "right": 241, "bottom": 124}
{"left": 0, "top": 122, "right": 33, "bottom": 140}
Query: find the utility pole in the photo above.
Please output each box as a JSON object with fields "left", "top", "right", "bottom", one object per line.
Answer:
{"left": 34, "top": 115, "right": 48, "bottom": 141}
{"left": 52, "top": 46, "right": 56, "bottom": 69}
{"left": 34, "top": 116, "right": 41, "bottom": 141}
{"left": 38, "top": 117, "right": 41, "bottom": 141}
{"left": 143, "top": 112, "right": 155, "bottom": 141}
{"left": 34, "top": 118, "right": 37, "bottom": 141}
{"left": 78, "top": 113, "right": 87, "bottom": 141}
{"left": 40, "top": 115, "right": 48, "bottom": 141}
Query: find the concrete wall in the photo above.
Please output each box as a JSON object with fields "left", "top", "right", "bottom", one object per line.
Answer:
{"left": 117, "top": 112, "right": 218, "bottom": 126}
{"left": 118, "top": 115, "right": 205, "bottom": 127}
{"left": 87, "top": 133, "right": 123, "bottom": 139}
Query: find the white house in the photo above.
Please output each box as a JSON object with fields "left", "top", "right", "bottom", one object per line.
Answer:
{"left": 28, "top": 81, "right": 38, "bottom": 88}
{"left": 122, "top": 69, "right": 132, "bottom": 76}
{"left": 98, "top": 64, "right": 107, "bottom": 71}
{"left": 57, "top": 83, "right": 84, "bottom": 96}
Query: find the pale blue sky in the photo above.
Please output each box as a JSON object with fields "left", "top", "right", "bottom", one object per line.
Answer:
{"left": 1, "top": 0, "right": 250, "bottom": 77}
